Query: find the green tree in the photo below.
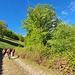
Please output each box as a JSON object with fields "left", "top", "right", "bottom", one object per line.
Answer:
{"left": 4, "top": 29, "right": 19, "bottom": 40}
{"left": 47, "top": 23, "right": 75, "bottom": 74}
{"left": 0, "top": 20, "right": 7, "bottom": 37}
{"left": 47, "top": 22, "right": 75, "bottom": 54}
{"left": 19, "top": 35, "right": 24, "bottom": 42}
{"left": 21, "top": 4, "right": 59, "bottom": 46}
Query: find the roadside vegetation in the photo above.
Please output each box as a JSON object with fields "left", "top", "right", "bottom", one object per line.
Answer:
{"left": 0, "top": 4, "right": 75, "bottom": 75}
{"left": 16, "top": 4, "right": 75, "bottom": 75}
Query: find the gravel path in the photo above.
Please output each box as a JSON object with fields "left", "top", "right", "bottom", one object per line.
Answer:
{"left": 1, "top": 54, "right": 29, "bottom": 75}
{"left": 13, "top": 56, "right": 59, "bottom": 75}
{"left": 1, "top": 54, "right": 60, "bottom": 75}
{"left": 14, "top": 58, "right": 49, "bottom": 75}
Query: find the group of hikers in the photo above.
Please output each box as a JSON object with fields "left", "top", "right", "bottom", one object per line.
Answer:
{"left": 2, "top": 48, "right": 15, "bottom": 59}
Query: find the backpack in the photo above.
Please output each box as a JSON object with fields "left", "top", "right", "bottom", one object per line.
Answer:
{"left": 7, "top": 49, "right": 11, "bottom": 54}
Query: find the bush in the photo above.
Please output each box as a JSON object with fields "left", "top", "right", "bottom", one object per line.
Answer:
{"left": 68, "top": 51, "right": 75, "bottom": 74}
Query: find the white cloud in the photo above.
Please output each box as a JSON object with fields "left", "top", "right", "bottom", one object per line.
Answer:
{"left": 61, "top": 11, "right": 68, "bottom": 15}
{"left": 70, "top": 1, "right": 75, "bottom": 11}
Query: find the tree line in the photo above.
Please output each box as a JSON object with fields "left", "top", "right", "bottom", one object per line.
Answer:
{"left": 0, "top": 20, "right": 24, "bottom": 42}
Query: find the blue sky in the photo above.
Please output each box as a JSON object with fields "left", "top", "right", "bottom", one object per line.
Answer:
{"left": 0, "top": 0, "right": 75, "bottom": 36}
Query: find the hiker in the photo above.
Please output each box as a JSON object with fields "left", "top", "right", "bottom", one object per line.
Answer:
{"left": 12, "top": 48, "right": 15, "bottom": 56}
{"left": 2, "top": 49, "right": 6, "bottom": 56}
{"left": 7, "top": 48, "right": 11, "bottom": 59}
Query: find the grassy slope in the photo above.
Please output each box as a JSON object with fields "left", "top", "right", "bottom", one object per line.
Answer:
{"left": 0, "top": 36, "right": 24, "bottom": 53}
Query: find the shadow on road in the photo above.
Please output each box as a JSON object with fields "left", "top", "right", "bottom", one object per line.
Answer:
{"left": 0, "top": 48, "right": 3, "bottom": 75}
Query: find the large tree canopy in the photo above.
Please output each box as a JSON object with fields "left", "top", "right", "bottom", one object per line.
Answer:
{"left": 22, "top": 4, "right": 59, "bottom": 46}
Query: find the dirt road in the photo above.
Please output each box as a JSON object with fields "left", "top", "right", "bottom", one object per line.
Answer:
{"left": 0, "top": 54, "right": 61, "bottom": 75}
{"left": 1, "top": 54, "right": 29, "bottom": 75}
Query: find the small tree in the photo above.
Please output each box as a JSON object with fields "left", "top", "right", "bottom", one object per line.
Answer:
{"left": 19, "top": 35, "right": 24, "bottom": 42}
{"left": 0, "top": 20, "right": 7, "bottom": 37}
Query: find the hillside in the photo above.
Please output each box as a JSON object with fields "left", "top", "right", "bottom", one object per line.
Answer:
{"left": 0, "top": 36, "right": 24, "bottom": 52}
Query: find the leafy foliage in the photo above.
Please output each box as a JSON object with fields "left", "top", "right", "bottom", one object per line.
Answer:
{"left": 22, "top": 4, "right": 59, "bottom": 46}
{"left": 47, "top": 23, "right": 75, "bottom": 74}
{"left": 18, "top": 35, "right": 24, "bottom": 42}
{"left": 48, "top": 23, "right": 75, "bottom": 54}
{"left": 4, "top": 29, "right": 19, "bottom": 40}
{"left": 20, "top": 4, "right": 75, "bottom": 74}
{"left": 0, "top": 20, "right": 7, "bottom": 37}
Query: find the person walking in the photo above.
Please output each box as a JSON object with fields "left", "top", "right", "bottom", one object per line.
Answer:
{"left": 12, "top": 48, "right": 15, "bottom": 56}
{"left": 7, "top": 48, "right": 11, "bottom": 59}
{"left": 2, "top": 49, "right": 6, "bottom": 56}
